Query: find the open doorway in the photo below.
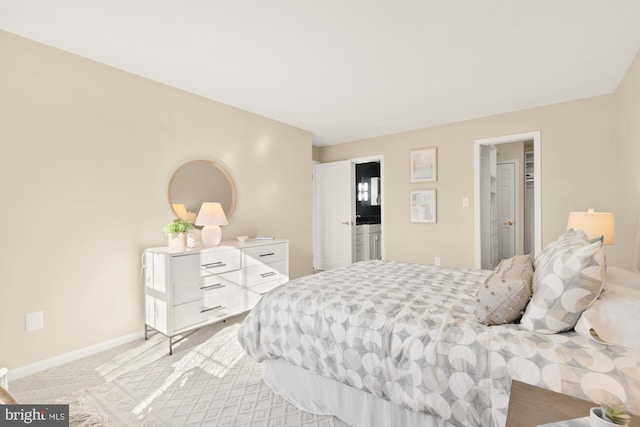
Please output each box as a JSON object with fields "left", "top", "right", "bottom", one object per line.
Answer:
{"left": 354, "top": 159, "right": 383, "bottom": 262}
{"left": 313, "top": 156, "right": 384, "bottom": 271}
{"left": 474, "top": 132, "right": 541, "bottom": 269}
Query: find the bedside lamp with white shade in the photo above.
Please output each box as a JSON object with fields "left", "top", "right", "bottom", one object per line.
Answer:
{"left": 195, "top": 202, "right": 228, "bottom": 247}
{"left": 567, "top": 208, "right": 615, "bottom": 244}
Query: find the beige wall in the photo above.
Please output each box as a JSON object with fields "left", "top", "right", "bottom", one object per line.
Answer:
{"left": 312, "top": 145, "right": 322, "bottom": 162}
{"left": 614, "top": 49, "right": 640, "bottom": 270}
{"left": 0, "top": 31, "right": 313, "bottom": 370}
{"left": 318, "top": 95, "right": 618, "bottom": 268}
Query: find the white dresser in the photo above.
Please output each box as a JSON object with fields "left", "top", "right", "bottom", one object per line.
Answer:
{"left": 143, "top": 239, "right": 288, "bottom": 354}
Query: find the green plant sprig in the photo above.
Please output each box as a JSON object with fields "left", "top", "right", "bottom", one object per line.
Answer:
{"left": 602, "top": 403, "right": 631, "bottom": 425}
{"left": 163, "top": 218, "right": 193, "bottom": 235}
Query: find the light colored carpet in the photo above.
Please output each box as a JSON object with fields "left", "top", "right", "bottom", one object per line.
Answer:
{"left": 64, "top": 319, "right": 348, "bottom": 426}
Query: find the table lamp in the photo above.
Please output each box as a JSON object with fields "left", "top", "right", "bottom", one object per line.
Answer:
{"left": 567, "top": 208, "right": 615, "bottom": 244}
{"left": 195, "top": 202, "right": 228, "bottom": 246}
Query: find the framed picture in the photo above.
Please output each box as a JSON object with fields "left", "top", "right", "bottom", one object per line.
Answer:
{"left": 411, "top": 147, "right": 437, "bottom": 182}
{"left": 411, "top": 190, "right": 436, "bottom": 223}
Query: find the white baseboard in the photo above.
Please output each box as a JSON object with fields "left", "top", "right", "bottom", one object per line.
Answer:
{"left": 7, "top": 330, "right": 145, "bottom": 383}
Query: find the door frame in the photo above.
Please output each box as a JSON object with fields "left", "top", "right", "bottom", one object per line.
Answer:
{"left": 312, "top": 156, "right": 385, "bottom": 270}
{"left": 312, "top": 160, "right": 319, "bottom": 270}
{"left": 474, "top": 131, "right": 541, "bottom": 269}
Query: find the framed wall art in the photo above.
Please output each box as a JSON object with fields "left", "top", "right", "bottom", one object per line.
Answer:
{"left": 411, "top": 190, "right": 436, "bottom": 223}
{"left": 410, "top": 147, "right": 437, "bottom": 182}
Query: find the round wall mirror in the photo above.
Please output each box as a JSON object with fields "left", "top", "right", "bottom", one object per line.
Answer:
{"left": 168, "top": 160, "right": 236, "bottom": 222}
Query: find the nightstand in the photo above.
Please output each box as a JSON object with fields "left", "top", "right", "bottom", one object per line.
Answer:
{"left": 506, "top": 381, "right": 639, "bottom": 427}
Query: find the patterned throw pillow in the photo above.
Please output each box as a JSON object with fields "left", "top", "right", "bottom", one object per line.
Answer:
{"left": 475, "top": 255, "right": 534, "bottom": 325}
{"left": 520, "top": 229, "right": 606, "bottom": 334}
{"left": 530, "top": 229, "right": 577, "bottom": 292}
{"left": 496, "top": 254, "right": 534, "bottom": 283}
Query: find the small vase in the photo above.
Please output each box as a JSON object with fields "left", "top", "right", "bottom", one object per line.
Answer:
{"left": 590, "top": 407, "right": 628, "bottom": 427}
{"left": 168, "top": 232, "right": 187, "bottom": 250}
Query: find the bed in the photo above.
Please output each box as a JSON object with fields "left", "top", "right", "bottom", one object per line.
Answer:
{"left": 238, "top": 231, "right": 640, "bottom": 427}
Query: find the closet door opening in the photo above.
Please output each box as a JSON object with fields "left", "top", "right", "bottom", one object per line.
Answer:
{"left": 474, "top": 132, "right": 541, "bottom": 269}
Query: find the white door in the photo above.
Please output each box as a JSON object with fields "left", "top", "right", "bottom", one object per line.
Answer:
{"left": 497, "top": 162, "right": 516, "bottom": 261}
{"left": 314, "top": 160, "right": 354, "bottom": 271}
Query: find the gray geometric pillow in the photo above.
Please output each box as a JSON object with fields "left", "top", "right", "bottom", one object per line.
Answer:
{"left": 520, "top": 230, "right": 606, "bottom": 334}
{"left": 475, "top": 255, "right": 534, "bottom": 325}
{"left": 531, "top": 229, "right": 577, "bottom": 292}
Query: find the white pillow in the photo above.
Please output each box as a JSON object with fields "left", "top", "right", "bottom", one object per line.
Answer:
{"left": 605, "top": 266, "right": 640, "bottom": 290}
{"left": 574, "top": 283, "right": 640, "bottom": 349}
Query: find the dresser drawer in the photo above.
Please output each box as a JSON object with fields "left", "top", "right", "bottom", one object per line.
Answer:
{"left": 242, "top": 243, "right": 287, "bottom": 267}
{"left": 248, "top": 280, "right": 285, "bottom": 296}
{"left": 144, "top": 240, "right": 288, "bottom": 353}
{"left": 243, "top": 261, "right": 288, "bottom": 288}
{"left": 172, "top": 270, "right": 241, "bottom": 306}
{"left": 173, "top": 288, "right": 258, "bottom": 331}
{"left": 172, "top": 248, "right": 241, "bottom": 280}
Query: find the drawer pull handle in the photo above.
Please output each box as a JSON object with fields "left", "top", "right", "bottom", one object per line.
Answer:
{"left": 201, "top": 305, "right": 224, "bottom": 313}
{"left": 260, "top": 271, "right": 277, "bottom": 278}
{"left": 202, "top": 262, "right": 226, "bottom": 269}
{"left": 259, "top": 253, "right": 275, "bottom": 257}
{"left": 201, "top": 283, "right": 225, "bottom": 290}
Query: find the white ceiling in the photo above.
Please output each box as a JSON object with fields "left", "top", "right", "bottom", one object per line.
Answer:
{"left": 1, "top": 1, "right": 640, "bottom": 146}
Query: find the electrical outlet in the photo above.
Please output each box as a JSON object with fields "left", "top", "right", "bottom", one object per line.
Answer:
{"left": 434, "top": 257, "right": 441, "bottom": 266}
{"left": 26, "top": 311, "right": 44, "bottom": 332}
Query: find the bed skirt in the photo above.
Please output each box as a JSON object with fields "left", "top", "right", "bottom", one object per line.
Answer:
{"left": 262, "top": 358, "right": 447, "bottom": 427}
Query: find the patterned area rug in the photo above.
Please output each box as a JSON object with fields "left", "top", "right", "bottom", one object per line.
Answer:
{"left": 71, "top": 323, "right": 348, "bottom": 427}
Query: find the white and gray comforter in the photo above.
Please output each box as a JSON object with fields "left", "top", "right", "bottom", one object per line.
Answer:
{"left": 238, "top": 260, "right": 640, "bottom": 427}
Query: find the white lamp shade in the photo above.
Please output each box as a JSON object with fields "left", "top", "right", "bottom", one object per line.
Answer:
{"left": 567, "top": 208, "right": 615, "bottom": 245}
{"left": 195, "top": 202, "right": 228, "bottom": 226}
{"left": 195, "top": 202, "right": 228, "bottom": 247}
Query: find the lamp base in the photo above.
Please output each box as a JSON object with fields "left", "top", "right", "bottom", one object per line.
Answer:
{"left": 201, "top": 225, "right": 222, "bottom": 247}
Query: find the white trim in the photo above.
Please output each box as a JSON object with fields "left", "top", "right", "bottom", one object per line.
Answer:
{"left": 312, "top": 159, "right": 320, "bottom": 271}
{"left": 474, "top": 131, "right": 541, "bottom": 269}
{"left": 351, "top": 155, "right": 382, "bottom": 164}
{"left": 7, "top": 330, "right": 144, "bottom": 382}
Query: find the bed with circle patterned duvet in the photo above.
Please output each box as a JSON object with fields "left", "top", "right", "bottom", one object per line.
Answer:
{"left": 238, "top": 258, "right": 640, "bottom": 427}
